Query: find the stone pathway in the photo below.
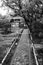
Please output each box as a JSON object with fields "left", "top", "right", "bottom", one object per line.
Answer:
{"left": 10, "top": 29, "right": 32, "bottom": 65}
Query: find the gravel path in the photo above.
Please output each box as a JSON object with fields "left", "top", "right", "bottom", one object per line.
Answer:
{"left": 10, "top": 29, "right": 31, "bottom": 65}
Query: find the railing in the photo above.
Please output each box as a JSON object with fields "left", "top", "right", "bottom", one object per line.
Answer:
{"left": 29, "top": 33, "right": 39, "bottom": 65}
{"left": 1, "top": 39, "right": 16, "bottom": 65}
{"left": 32, "top": 43, "right": 39, "bottom": 65}
{"left": 0, "top": 29, "right": 23, "bottom": 65}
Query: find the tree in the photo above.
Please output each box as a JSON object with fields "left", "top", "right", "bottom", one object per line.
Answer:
{"left": 28, "top": 0, "right": 43, "bottom": 43}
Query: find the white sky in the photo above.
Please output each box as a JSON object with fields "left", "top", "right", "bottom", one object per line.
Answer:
{"left": 0, "top": 0, "right": 14, "bottom": 17}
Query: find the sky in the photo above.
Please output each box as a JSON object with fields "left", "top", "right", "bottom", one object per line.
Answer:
{"left": 0, "top": 0, "right": 14, "bottom": 17}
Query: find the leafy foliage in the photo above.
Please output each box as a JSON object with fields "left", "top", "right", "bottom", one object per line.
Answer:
{"left": 20, "top": 0, "right": 43, "bottom": 43}
{"left": 28, "top": 0, "right": 43, "bottom": 42}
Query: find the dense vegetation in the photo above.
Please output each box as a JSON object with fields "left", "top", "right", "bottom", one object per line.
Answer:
{"left": 20, "top": 0, "right": 43, "bottom": 43}
{"left": 28, "top": 0, "right": 43, "bottom": 38}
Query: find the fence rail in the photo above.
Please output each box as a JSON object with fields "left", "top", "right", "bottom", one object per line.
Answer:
{"left": 32, "top": 43, "right": 39, "bottom": 65}
{"left": 0, "top": 29, "right": 23, "bottom": 65}
{"left": 29, "top": 33, "right": 39, "bottom": 65}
